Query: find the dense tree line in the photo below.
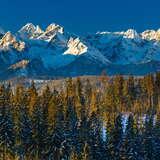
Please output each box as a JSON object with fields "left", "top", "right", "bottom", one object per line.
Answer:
{"left": 0, "top": 73, "right": 160, "bottom": 159}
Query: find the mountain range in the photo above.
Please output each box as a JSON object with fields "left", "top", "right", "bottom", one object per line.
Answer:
{"left": 0, "top": 23, "right": 160, "bottom": 79}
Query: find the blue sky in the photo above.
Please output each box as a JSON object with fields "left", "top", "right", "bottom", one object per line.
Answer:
{"left": 1, "top": 0, "right": 160, "bottom": 34}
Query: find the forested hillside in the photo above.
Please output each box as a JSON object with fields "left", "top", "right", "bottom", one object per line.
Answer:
{"left": 0, "top": 73, "right": 160, "bottom": 159}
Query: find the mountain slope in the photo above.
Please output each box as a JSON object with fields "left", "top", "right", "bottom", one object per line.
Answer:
{"left": 0, "top": 24, "right": 160, "bottom": 79}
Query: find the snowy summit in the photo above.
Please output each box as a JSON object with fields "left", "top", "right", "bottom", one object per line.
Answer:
{"left": 0, "top": 23, "right": 160, "bottom": 79}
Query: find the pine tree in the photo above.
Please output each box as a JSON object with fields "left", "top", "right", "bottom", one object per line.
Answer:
{"left": 123, "top": 76, "right": 135, "bottom": 110}
{"left": 41, "top": 85, "right": 52, "bottom": 107}
{"left": 18, "top": 105, "right": 33, "bottom": 159}
{"left": 77, "top": 95, "right": 89, "bottom": 153}
{"left": 48, "top": 103, "right": 66, "bottom": 160}
{"left": 66, "top": 78, "right": 74, "bottom": 98}
{"left": 85, "top": 79, "right": 92, "bottom": 115}
{"left": 48, "top": 88, "right": 59, "bottom": 127}
{"left": 142, "top": 114, "right": 154, "bottom": 160}
{"left": 27, "top": 81, "right": 38, "bottom": 114}
{"left": 99, "top": 70, "right": 109, "bottom": 89}
{"left": 105, "top": 114, "right": 115, "bottom": 160}
{"left": 119, "top": 114, "right": 138, "bottom": 160}
{"left": 88, "top": 111, "right": 105, "bottom": 160}
{"left": 75, "top": 78, "right": 84, "bottom": 102}
{"left": 64, "top": 97, "right": 78, "bottom": 148}
{"left": 13, "top": 85, "right": 26, "bottom": 124}
{"left": 5, "top": 83, "right": 13, "bottom": 107}
{"left": 32, "top": 99, "right": 49, "bottom": 160}
{"left": 106, "top": 113, "right": 114, "bottom": 141}
{"left": 145, "top": 75, "right": 155, "bottom": 108}
{"left": 0, "top": 85, "right": 15, "bottom": 160}
{"left": 105, "top": 83, "right": 116, "bottom": 112}
{"left": 108, "top": 114, "right": 123, "bottom": 159}
{"left": 155, "top": 72, "right": 160, "bottom": 107}
{"left": 113, "top": 75, "right": 124, "bottom": 109}
{"left": 14, "top": 84, "right": 25, "bottom": 106}
{"left": 153, "top": 112, "right": 160, "bottom": 160}
{"left": 76, "top": 77, "right": 83, "bottom": 100}
{"left": 75, "top": 77, "right": 84, "bottom": 119}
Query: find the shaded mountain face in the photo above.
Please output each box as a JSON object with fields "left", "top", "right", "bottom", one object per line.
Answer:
{"left": 0, "top": 24, "right": 160, "bottom": 79}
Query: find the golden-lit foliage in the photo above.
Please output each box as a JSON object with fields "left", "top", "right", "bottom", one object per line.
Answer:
{"left": 0, "top": 73, "right": 159, "bottom": 159}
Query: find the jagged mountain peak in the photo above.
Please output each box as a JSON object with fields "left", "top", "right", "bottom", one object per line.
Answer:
{"left": 123, "top": 29, "right": 140, "bottom": 39}
{"left": 64, "top": 37, "right": 88, "bottom": 55}
{"left": 32, "top": 23, "right": 65, "bottom": 42}
{"left": 141, "top": 29, "right": 160, "bottom": 41}
{"left": 19, "top": 23, "right": 36, "bottom": 33}
{"left": 0, "top": 24, "right": 160, "bottom": 79}
{"left": 35, "top": 25, "right": 44, "bottom": 34}
{"left": 1, "top": 31, "right": 16, "bottom": 41}
{"left": 95, "top": 29, "right": 140, "bottom": 42}
{"left": 0, "top": 31, "right": 25, "bottom": 51}
{"left": 17, "top": 23, "right": 64, "bottom": 42}
{"left": 0, "top": 31, "right": 16, "bottom": 48}
{"left": 46, "top": 23, "right": 64, "bottom": 34}
{"left": 18, "top": 23, "right": 44, "bottom": 39}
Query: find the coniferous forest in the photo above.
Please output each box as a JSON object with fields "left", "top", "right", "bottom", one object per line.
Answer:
{"left": 0, "top": 73, "right": 160, "bottom": 160}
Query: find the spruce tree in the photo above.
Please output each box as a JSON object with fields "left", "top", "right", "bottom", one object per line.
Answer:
{"left": 119, "top": 114, "right": 138, "bottom": 160}
{"left": 145, "top": 75, "right": 154, "bottom": 108}
{"left": 18, "top": 105, "right": 33, "bottom": 159}
{"left": 88, "top": 111, "right": 105, "bottom": 160}
{"left": 75, "top": 77, "right": 84, "bottom": 119}
{"left": 153, "top": 112, "right": 160, "bottom": 160}
{"left": 155, "top": 72, "right": 160, "bottom": 106}
{"left": 64, "top": 97, "right": 78, "bottom": 148}
{"left": 32, "top": 99, "right": 49, "bottom": 160}
{"left": 108, "top": 114, "right": 123, "bottom": 159}
{"left": 123, "top": 76, "right": 135, "bottom": 110}
{"left": 27, "top": 81, "right": 38, "bottom": 114}
{"left": 0, "top": 85, "right": 15, "bottom": 160}
{"left": 105, "top": 83, "right": 116, "bottom": 112}
{"left": 48, "top": 103, "right": 66, "bottom": 160}
{"left": 142, "top": 114, "right": 154, "bottom": 160}
{"left": 113, "top": 75, "right": 124, "bottom": 109}
{"left": 66, "top": 77, "right": 74, "bottom": 98}
{"left": 85, "top": 79, "right": 92, "bottom": 114}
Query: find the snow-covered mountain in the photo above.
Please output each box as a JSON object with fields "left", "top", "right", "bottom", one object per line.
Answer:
{"left": 0, "top": 23, "right": 160, "bottom": 79}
